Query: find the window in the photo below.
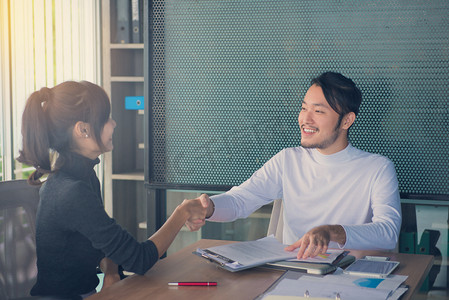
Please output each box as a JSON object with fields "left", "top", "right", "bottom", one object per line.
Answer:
{"left": 0, "top": 0, "right": 102, "bottom": 181}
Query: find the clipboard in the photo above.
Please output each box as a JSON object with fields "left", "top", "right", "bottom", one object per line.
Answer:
{"left": 193, "top": 236, "right": 298, "bottom": 272}
{"left": 193, "top": 237, "right": 350, "bottom": 273}
{"left": 193, "top": 248, "right": 248, "bottom": 272}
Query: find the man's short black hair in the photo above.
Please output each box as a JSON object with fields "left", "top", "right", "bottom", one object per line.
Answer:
{"left": 311, "top": 72, "right": 362, "bottom": 117}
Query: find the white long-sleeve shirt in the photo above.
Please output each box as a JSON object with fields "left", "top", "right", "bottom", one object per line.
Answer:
{"left": 209, "top": 144, "right": 402, "bottom": 250}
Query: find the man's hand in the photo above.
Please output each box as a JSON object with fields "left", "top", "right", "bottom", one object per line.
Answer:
{"left": 184, "top": 194, "right": 214, "bottom": 231}
{"left": 285, "top": 225, "right": 346, "bottom": 259}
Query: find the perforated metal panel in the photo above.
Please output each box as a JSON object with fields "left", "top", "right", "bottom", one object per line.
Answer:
{"left": 150, "top": 0, "right": 449, "bottom": 196}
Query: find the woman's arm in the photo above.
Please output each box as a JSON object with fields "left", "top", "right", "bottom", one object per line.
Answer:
{"left": 149, "top": 198, "right": 207, "bottom": 257}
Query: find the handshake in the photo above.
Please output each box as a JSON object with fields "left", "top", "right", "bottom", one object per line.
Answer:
{"left": 178, "top": 194, "right": 214, "bottom": 231}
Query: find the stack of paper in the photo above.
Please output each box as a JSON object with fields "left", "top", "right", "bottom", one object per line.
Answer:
{"left": 194, "top": 236, "right": 297, "bottom": 272}
{"left": 262, "top": 269, "right": 408, "bottom": 300}
{"left": 194, "top": 236, "right": 352, "bottom": 274}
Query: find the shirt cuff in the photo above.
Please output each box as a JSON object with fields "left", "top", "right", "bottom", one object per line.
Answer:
{"left": 207, "top": 193, "right": 237, "bottom": 222}
{"left": 337, "top": 225, "right": 349, "bottom": 249}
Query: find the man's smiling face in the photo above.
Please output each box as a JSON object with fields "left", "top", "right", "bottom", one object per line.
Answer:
{"left": 298, "top": 84, "right": 351, "bottom": 155}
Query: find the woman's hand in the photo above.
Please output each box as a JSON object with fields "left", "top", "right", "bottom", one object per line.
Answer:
{"left": 99, "top": 257, "right": 120, "bottom": 290}
{"left": 183, "top": 194, "right": 213, "bottom": 231}
{"left": 102, "top": 272, "right": 121, "bottom": 290}
{"left": 149, "top": 196, "right": 208, "bottom": 257}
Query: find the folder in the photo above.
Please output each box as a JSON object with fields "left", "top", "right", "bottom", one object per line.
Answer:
{"left": 115, "top": 0, "right": 130, "bottom": 44}
{"left": 416, "top": 229, "right": 440, "bottom": 255}
{"left": 399, "top": 231, "right": 415, "bottom": 254}
{"left": 131, "top": 0, "right": 141, "bottom": 43}
{"left": 260, "top": 269, "right": 408, "bottom": 300}
{"left": 416, "top": 229, "right": 441, "bottom": 292}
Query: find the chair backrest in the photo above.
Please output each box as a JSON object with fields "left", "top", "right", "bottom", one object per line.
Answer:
{"left": 267, "top": 199, "right": 284, "bottom": 242}
{"left": 0, "top": 180, "right": 40, "bottom": 300}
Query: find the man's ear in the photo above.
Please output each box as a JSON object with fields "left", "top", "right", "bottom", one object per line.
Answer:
{"left": 341, "top": 112, "right": 356, "bottom": 130}
{"left": 73, "top": 121, "right": 91, "bottom": 138}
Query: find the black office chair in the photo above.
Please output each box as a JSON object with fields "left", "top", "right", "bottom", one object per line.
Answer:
{"left": 0, "top": 180, "right": 40, "bottom": 300}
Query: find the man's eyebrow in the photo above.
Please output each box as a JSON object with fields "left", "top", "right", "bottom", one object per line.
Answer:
{"left": 301, "top": 100, "right": 328, "bottom": 108}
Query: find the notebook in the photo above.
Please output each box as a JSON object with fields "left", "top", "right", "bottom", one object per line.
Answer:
{"left": 264, "top": 252, "right": 355, "bottom": 275}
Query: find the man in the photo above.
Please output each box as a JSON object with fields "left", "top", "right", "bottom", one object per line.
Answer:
{"left": 187, "top": 72, "right": 401, "bottom": 259}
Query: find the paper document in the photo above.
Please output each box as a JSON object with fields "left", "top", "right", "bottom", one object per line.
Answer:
{"left": 288, "top": 249, "right": 346, "bottom": 264}
{"left": 194, "top": 236, "right": 297, "bottom": 272}
{"left": 262, "top": 269, "right": 408, "bottom": 300}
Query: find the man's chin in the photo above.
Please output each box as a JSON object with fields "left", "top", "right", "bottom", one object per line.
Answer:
{"left": 300, "top": 141, "right": 316, "bottom": 149}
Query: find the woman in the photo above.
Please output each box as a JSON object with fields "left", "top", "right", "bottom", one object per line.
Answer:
{"left": 18, "top": 81, "right": 207, "bottom": 299}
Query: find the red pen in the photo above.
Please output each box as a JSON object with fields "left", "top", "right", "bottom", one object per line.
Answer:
{"left": 168, "top": 282, "right": 218, "bottom": 286}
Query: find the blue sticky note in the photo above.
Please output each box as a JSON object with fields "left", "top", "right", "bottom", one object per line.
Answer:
{"left": 125, "top": 96, "right": 144, "bottom": 110}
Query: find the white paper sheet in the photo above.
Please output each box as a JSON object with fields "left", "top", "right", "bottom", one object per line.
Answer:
{"left": 204, "top": 236, "right": 297, "bottom": 268}
{"left": 287, "top": 249, "right": 346, "bottom": 264}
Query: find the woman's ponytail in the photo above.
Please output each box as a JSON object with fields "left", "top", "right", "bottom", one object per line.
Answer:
{"left": 17, "top": 87, "right": 53, "bottom": 185}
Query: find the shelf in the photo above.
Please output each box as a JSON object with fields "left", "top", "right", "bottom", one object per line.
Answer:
{"left": 111, "top": 172, "right": 144, "bottom": 181}
{"left": 110, "top": 43, "right": 144, "bottom": 49}
{"left": 401, "top": 199, "right": 449, "bottom": 206}
{"left": 102, "top": 0, "right": 146, "bottom": 241}
{"left": 250, "top": 211, "right": 272, "bottom": 219}
{"left": 111, "top": 76, "right": 144, "bottom": 82}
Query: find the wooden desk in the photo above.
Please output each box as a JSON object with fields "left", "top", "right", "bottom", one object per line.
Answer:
{"left": 88, "top": 239, "right": 433, "bottom": 300}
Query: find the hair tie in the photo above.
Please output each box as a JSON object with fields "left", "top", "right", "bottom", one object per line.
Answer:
{"left": 35, "top": 165, "right": 52, "bottom": 175}
{"left": 39, "top": 87, "right": 53, "bottom": 107}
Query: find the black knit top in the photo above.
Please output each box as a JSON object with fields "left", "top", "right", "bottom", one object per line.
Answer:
{"left": 31, "top": 152, "right": 158, "bottom": 298}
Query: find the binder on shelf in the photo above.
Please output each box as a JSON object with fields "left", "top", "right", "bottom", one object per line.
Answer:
{"left": 125, "top": 96, "right": 144, "bottom": 110}
{"left": 131, "top": 0, "right": 142, "bottom": 43}
{"left": 399, "top": 231, "right": 415, "bottom": 254}
{"left": 416, "top": 229, "right": 440, "bottom": 255}
{"left": 115, "top": 0, "right": 130, "bottom": 44}
{"left": 417, "top": 229, "right": 441, "bottom": 292}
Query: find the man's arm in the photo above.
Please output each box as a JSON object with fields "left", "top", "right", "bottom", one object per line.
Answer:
{"left": 286, "top": 159, "right": 401, "bottom": 257}
{"left": 341, "top": 160, "right": 401, "bottom": 250}
{"left": 194, "top": 151, "right": 286, "bottom": 225}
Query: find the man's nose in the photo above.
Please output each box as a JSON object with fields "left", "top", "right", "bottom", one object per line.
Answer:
{"left": 299, "top": 111, "right": 313, "bottom": 124}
